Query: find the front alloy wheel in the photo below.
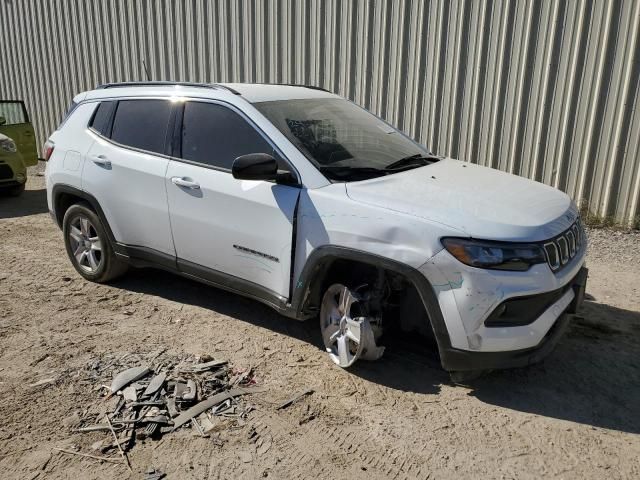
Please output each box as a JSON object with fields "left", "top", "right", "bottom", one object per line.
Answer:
{"left": 320, "top": 283, "right": 385, "bottom": 368}
{"left": 320, "top": 284, "right": 365, "bottom": 367}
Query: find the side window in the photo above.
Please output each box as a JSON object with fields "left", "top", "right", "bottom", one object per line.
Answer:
{"left": 110, "top": 99, "right": 172, "bottom": 155}
{"left": 180, "top": 102, "right": 274, "bottom": 169}
{"left": 0, "top": 101, "right": 28, "bottom": 125}
{"left": 88, "top": 101, "right": 116, "bottom": 136}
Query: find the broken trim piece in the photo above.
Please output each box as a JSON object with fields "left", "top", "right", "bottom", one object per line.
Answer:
{"left": 110, "top": 366, "right": 150, "bottom": 394}
{"left": 171, "top": 387, "right": 267, "bottom": 431}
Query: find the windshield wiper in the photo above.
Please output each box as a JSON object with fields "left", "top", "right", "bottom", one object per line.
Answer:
{"left": 318, "top": 154, "right": 441, "bottom": 181}
{"left": 384, "top": 153, "right": 441, "bottom": 171}
{"left": 317, "top": 165, "right": 388, "bottom": 181}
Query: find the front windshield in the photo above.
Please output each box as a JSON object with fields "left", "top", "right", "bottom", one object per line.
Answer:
{"left": 253, "top": 98, "right": 432, "bottom": 181}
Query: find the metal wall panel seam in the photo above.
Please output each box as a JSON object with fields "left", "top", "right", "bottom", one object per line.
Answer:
{"left": 601, "top": 0, "right": 640, "bottom": 217}
{"left": 574, "top": 0, "right": 612, "bottom": 207}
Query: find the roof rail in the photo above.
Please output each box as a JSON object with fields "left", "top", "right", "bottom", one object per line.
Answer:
{"left": 211, "top": 83, "right": 242, "bottom": 95}
{"left": 256, "top": 83, "right": 330, "bottom": 92}
{"left": 96, "top": 81, "right": 242, "bottom": 95}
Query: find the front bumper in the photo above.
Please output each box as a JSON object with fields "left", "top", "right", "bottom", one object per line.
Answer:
{"left": 0, "top": 156, "right": 27, "bottom": 185}
{"left": 438, "top": 267, "right": 587, "bottom": 371}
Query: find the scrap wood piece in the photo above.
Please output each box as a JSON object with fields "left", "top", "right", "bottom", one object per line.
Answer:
{"left": 74, "top": 423, "right": 125, "bottom": 433}
{"left": 53, "top": 448, "right": 124, "bottom": 465}
{"left": 106, "top": 415, "right": 132, "bottom": 472}
{"left": 171, "top": 387, "right": 266, "bottom": 431}
{"left": 277, "top": 388, "right": 314, "bottom": 410}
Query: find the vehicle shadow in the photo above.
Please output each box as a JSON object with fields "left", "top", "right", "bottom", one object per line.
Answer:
{"left": 466, "top": 300, "right": 640, "bottom": 435}
{"left": 0, "top": 188, "right": 48, "bottom": 218}
{"left": 116, "top": 268, "right": 444, "bottom": 395}
{"left": 115, "top": 269, "right": 639, "bottom": 431}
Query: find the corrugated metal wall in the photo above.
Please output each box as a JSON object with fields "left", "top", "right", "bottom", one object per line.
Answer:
{"left": 1, "top": 0, "right": 639, "bottom": 225}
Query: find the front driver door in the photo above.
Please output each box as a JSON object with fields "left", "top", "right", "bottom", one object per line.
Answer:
{"left": 166, "top": 100, "right": 300, "bottom": 300}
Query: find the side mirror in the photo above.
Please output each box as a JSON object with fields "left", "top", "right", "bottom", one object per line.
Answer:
{"left": 232, "top": 153, "right": 299, "bottom": 185}
{"left": 0, "top": 116, "right": 6, "bottom": 126}
{"left": 232, "top": 153, "right": 279, "bottom": 181}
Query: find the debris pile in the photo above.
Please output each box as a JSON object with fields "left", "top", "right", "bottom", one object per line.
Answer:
{"left": 71, "top": 351, "right": 263, "bottom": 459}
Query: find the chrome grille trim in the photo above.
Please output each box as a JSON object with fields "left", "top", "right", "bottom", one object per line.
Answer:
{"left": 557, "top": 236, "right": 569, "bottom": 264}
{"left": 572, "top": 224, "right": 581, "bottom": 248}
{"left": 567, "top": 230, "right": 576, "bottom": 255}
{"left": 543, "top": 219, "right": 584, "bottom": 272}
{"left": 544, "top": 242, "right": 560, "bottom": 270}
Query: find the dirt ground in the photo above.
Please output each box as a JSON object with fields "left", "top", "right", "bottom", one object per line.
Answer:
{"left": 1, "top": 173, "right": 639, "bottom": 480}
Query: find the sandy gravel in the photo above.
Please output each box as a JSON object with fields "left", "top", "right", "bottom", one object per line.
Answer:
{"left": 0, "top": 174, "right": 639, "bottom": 480}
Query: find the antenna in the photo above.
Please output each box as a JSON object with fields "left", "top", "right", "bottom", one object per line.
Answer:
{"left": 142, "top": 60, "right": 151, "bottom": 81}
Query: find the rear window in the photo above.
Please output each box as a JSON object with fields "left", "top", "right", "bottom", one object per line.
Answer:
{"left": 110, "top": 99, "right": 172, "bottom": 155}
{"left": 88, "top": 101, "right": 116, "bottom": 136}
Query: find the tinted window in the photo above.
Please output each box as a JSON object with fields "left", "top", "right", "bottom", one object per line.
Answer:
{"left": 111, "top": 99, "right": 172, "bottom": 154}
{"left": 180, "top": 102, "right": 273, "bottom": 169}
{"left": 58, "top": 100, "right": 79, "bottom": 129}
{"left": 88, "top": 101, "right": 115, "bottom": 135}
{"left": 0, "top": 101, "right": 27, "bottom": 125}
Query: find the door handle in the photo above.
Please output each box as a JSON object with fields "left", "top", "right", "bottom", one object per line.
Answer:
{"left": 171, "top": 177, "right": 200, "bottom": 189}
{"left": 90, "top": 155, "right": 111, "bottom": 168}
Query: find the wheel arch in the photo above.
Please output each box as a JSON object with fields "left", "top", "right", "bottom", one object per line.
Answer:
{"left": 51, "top": 184, "right": 118, "bottom": 245}
{"left": 291, "top": 246, "right": 454, "bottom": 361}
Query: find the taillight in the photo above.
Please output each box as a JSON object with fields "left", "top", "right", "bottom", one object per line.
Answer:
{"left": 43, "top": 141, "right": 55, "bottom": 161}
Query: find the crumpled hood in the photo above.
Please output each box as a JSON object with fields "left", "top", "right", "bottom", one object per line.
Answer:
{"left": 346, "top": 158, "right": 578, "bottom": 242}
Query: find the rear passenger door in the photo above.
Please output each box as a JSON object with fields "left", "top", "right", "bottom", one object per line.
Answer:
{"left": 165, "top": 100, "right": 300, "bottom": 299}
{"left": 83, "top": 99, "right": 176, "bottom": 259}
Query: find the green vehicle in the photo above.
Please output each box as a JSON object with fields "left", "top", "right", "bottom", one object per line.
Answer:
{"left": 0, "top": 100, "right": 38, "bottom": 196}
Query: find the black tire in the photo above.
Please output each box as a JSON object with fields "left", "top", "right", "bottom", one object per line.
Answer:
{"left": 3, "top": 183, "right": 25, "bottom": 197}
{"left": 62, "top": 202, "right": 128, "bottom": 283}
{"left": 449, "top": 370, "right": 486, "bottom": 385}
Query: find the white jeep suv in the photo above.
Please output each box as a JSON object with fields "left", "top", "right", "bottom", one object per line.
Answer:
{"left": 45, "top": 82, "right": 587, "bottom": 380}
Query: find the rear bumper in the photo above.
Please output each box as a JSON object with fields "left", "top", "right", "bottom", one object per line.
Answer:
{"left": 439, "top": 267, "right": 588, "bottom": 372}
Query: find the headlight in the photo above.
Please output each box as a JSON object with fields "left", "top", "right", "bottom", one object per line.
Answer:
{"left": 441, "top": 237, "right": 546, "bottom": 271}
{"left": 0, "top": 138, "right": 17, "bottom": 153}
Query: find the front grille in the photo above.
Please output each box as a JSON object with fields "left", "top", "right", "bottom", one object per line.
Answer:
{"left": 543, "top": 219, "right": 584, "bottom": 272}
{"left": 0, "top": 164, "right": 14, "bottom": 180}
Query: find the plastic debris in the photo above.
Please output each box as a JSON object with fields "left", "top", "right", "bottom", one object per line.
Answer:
{"left": 69, "top": 351, "right": 264, "bottom": 459}
{"left": 110, "top": 366, "right": 150, "bottom": 394}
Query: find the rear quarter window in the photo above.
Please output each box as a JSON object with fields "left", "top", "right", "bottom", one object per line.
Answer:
{"left": 88, "top": 101, "right": 116, "bottom": 136}
{"left": 57, "top": 100, "right": 79, "bottom": 129}
{"left": 110, "top": 99, "right": 172, "bottom": 155}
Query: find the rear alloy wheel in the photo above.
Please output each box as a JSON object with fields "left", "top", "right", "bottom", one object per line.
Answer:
{"left": 68, "top": 215, "right": 103, "bottom": 273}
{"left": 63, "top": 203, "right": 128, "bottom": 283}
{"left": 319, "top": 283, "right": 384, "bottom": 368}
